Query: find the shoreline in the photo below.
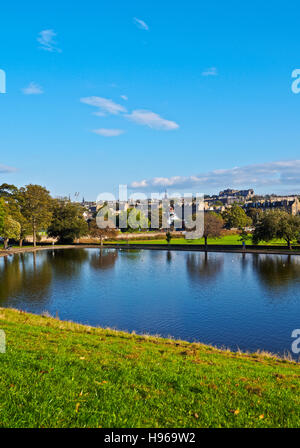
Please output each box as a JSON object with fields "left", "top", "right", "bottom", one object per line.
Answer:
{"left": 1, "top": 243, "right": 300, "bottom": 257}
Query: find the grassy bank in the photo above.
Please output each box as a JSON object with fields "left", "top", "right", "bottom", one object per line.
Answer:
{"left": 0, "top": 308, "right": 299, "bottom": 428}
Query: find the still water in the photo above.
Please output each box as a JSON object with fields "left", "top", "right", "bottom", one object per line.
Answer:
{"left": 0, "top": 248, "right": 300, "bottom": 356}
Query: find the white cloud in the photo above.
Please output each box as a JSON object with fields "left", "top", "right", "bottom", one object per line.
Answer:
{"left": 202, "top": 67, "right": 218, "bottom": 76}
{"left": 80, "top": 96, "right": 127, "bottom": 115}
{"left": 125, "top": 109, "right": 179, "bottom": 131}
{"left": 133, "top": 17, "right": 149, "bottom": 31}
{"left": 22, "top": 82, "right": 43, "bottom": 95}
{"left": 0, "top": 164, "right": 16, "bottom": 173}
{"left": 37, "top": 29, "right": 61, "bottom": 52}
{"left": 130, "top": 160, "right": 300, "bottom": 191}
{"left": 121, "top": 95, "right": 128, "bottom": 101}
{"left": 93, "top": 128, "right": 124, "bottom": 137}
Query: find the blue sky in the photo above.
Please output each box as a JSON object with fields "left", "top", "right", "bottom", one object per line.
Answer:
{"left": 1, "top": 1, "right": 300, "bottom": 199}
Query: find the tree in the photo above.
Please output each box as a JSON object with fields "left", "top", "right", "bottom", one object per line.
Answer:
{"left": 88, "top": 219, "right": 118, "bottom": 246}
{"left": 252, "top": 210, "right": 300, "bottom": 249}
{"left": 166, "top": 231, "right": 172, "bottom": 245}
{"left": 0, "top": 198, "right": 5, "bottom": 236}
{"left": 0, "top": 183, "right": 18, "bottom": 199}
{"left": 1, "top": 187, "right": 31, "bottom": 247}
{"left": 20, "top": 185, "right": 53, "bottom": 247}
{"left": 2, "top": 215, "right": 21, "bottom": 249}
{"left": 203, "top": 212, "right": 224, "bottom": 250}
{"left": 222, "top": 205, "right": 252, "bottom": 229}
{"left": 246, "top": 207, "right": 264, "bottom": 226}
{"left": 119, "top": 208, "right": 149, "bottom": 232}
{"left": 48, "top": 199, "right": 88, "bottom": 244}
{"left": 277, "top": 213, "right": 300, "bottom": 249}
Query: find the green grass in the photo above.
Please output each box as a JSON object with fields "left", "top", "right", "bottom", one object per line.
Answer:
{"left": 105, "top": 234, "right": 293, "bottom": 246}
{"left": 0, "top": 308, "right": 299, "bottom": 428}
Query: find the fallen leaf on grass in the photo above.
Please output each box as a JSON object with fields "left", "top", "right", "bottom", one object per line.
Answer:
{"left": 95, "top": 380, "right": 108, "bottom": 386}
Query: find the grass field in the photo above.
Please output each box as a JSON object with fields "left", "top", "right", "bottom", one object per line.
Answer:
{"left": 0, "top": 308, "right": 299, "bottom": 428}
{"left": 105, "top": 234, "right": 292, "bottom": 246}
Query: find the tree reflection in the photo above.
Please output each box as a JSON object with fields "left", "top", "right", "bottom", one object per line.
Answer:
{"left": 186, "top": 252, "right": 224, "bottom": 283}
{"left": 166, "top": 250, "right": 172, "bottom": 263}
{"left": 252, "top": 254, "right": 300, "bottom": 290}
{"left": 46, "top": 248, "right": 89, "bottom": 277}
{"left": 89, "top": 249, "right": 118, "bottom": 270}
{"left": 0, "top": 252, "right": 52, "bottom": 304}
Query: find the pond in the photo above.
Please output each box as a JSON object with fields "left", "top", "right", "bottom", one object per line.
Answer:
{"left": 0, "top": 248, "right": 300, "bottom": 357}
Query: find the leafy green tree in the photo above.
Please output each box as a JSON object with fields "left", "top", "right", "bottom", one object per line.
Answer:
{"left": 2, "top": 215, "right": 21, "bottom": 249}
{"left": 0, "top": 198, "right": 5, "bottom": 235}
{"left": 277, "top": 213, "right": 300, "bottom": 249}
{"left": 48, "top": 199, "right": 88, "bottom": 244}
{"left": 166, "top": 231, "right": 172, "bottom": 245}
{"left": 20, "top": 185, "right": 53, "bottom": 247}
{"left": 203, "top": 212, "right": 224, "bottom": 249}
{"left": 0, "top": 183, "right": 18, "bottom": 199}
{"left": 222, "top": 205, "right": 252, "bottom": 229}
{"left": 1, "top": 187, "right": 31, "bottom": 247}
{"left": 119, "top": 208, "right": 149, "bottom": 232}
{"left": 246, "top": 207, "right": 264, "bottom": 226}
{"left": 252, "top": 210, "right": 300, "bottom": 249}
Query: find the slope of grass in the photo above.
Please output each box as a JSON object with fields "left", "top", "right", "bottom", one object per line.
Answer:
{"left": 0, "top": 308, "right": 299, "bottom": 428}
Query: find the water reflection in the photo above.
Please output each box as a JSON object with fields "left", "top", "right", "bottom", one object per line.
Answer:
{"left": 252, "top": 254, "right": 300, "bottom": 290}
{"left": 0, "top": 252, "right": 52, "bottom": 304}
{"left": 89, "top": 249, "right": 118, "bottom": 270}
{"left": 186, "top": 252, "right": 224, "bottom": 283}
{"left": 46, "top": 249, "right": 89, "bottom": 278}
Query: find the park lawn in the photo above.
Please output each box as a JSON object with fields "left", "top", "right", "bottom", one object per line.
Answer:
{"left": 0, "top": 308, "right": 299, "bottom": 428}
{"left": 105, "top": 234, "right": 290, "bottom": 246}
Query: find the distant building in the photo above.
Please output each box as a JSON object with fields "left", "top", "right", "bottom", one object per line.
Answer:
{"left": 244, "top": 196, "right": 300, "bottom": 216}
{"left": 219, "top": 189, "right": 254, "bottom": 200}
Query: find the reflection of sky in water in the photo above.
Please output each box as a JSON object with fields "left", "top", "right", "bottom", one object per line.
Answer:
{"left": 0, "top": 249, "right": 300, "bottom": 358}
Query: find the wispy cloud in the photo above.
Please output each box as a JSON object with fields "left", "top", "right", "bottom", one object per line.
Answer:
{"left": 81, "top": 97, "right": 179, "bottom": 134}
{"left": 22, "top": 82, "right": 43, "bottom": 95}
{"left": 0, "top": 164, "right": 16, "bottom": 173}
{"left": 202, "top": 67, "right": 218, "bottom": 76}
{"left": 92, "top": 128, "right": 124, "bottom": 137}
{"left": 80, "top": 96, "right": 127, "bottom": 115}
{"left": 133, "top": 17, "right": 149, "bottom": 31}
{"left": 125, "top": 110, "right": 179, "bottom": 131}
{"left": 37, "top": 29, "right": 61, "bottom": 52}
{"left": 121, "top": 95, "right": 128, "bottom": 101}
{"left": 130, "top": 160, "right": 300, "bottom": 191}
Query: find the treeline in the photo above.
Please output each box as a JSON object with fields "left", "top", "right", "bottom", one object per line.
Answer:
{"left": 0, "top": 184, "right": 89, "bottom": 249}
{"left": 203, "top": 205, "right": 300, "bottom": 248}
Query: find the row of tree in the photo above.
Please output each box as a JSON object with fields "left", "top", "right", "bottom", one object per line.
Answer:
{"left": 0, "top": 184, "right": 89, "bottom": 248}
{"left": 201, "top": 205, "right": 300, "bottom": 248}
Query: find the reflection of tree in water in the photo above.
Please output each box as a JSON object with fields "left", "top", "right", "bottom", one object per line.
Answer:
{"left": 166, "top": 251, "right": 172, "bottom": 263}
{"left": 47, "top": 249, "right": 89, "bottom": 278}
{"left": 252, "top": 254, "right": 300, "bottom": 290}
{"left": 89, "top": 249, "right": 118, "bottom": 270}
{"left": 186, "top": 252, "right": 224, "bottom": 283}
{"left": 0, "top": 252, "right": 52, "bottom": 304}
{"left": 119, "top": 249, "right": 143, "bottom": 261}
